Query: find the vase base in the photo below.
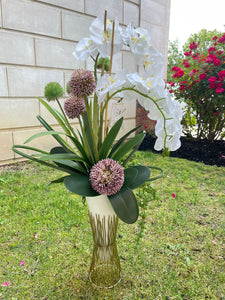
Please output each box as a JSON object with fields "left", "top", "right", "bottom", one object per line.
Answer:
{"left": 89, "top": 264, "right": 121, "bottom": 289}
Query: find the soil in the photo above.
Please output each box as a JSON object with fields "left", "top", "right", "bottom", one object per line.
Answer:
{"left": 139, "top": 134, "right": 225, "bottom": 167}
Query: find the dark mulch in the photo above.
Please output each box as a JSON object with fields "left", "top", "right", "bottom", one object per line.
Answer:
{"left": 139, "top": 134, "right": 225, "bottom": 167}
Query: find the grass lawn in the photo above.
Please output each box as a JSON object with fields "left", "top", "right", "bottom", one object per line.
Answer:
{"left": 0, "top": 151, "right": 224, "bottom": 299}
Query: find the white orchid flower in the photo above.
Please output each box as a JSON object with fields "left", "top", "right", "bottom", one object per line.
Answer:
{"left": 89, "top": 13, "right": 123, "bottom": 58}
{"left": 154, "top": 92, "right": 183, "bottom": 151}
{"left": 122, "top": 23, "right": 151, "bottom": 62}
{"left": 126, "top": 73, "right": 152, "bottom": 94}
{"left": 154, "top": 127, "right": 182, "bottom": 151}
{"left": 72, "top": 38, "right": 97, "bottom": 61}
{"left": 154, "top": 115, "right": 182, "bottom": 151}
{"left": 126, "top": 72, "right": 164, "bottom": 95}
{"left": 141, "top": 46, "right": 164, "bottom": 78}
{"left": 122, "top": 23, "right": 150, "bottom": 50}
{"left": 96, "top": 71, "right": 130, "bottom": 103}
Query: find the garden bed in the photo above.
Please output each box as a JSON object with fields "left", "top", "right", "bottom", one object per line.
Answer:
{"left": 139, "top": 134, "right": 225, "bottom": 167}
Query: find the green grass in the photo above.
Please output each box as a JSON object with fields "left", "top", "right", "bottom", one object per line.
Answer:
{"left": 0, "top": 152, "right": 224, "bottom": 299}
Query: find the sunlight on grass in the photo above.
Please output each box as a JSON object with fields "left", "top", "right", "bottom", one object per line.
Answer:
{"left": 0, "top": 152, "right": 224, "bottom": 299}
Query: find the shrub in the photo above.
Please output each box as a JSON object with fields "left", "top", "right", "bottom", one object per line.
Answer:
{"left": 168, "top": 32, "right": 225, "bottom": 141}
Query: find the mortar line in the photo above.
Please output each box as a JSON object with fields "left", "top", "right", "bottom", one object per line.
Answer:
{"left": 60, "top": 10, "right": 63, "bottom": 38}
{"left": 5, "top": 67, "right": 10, "bottom": 97}
{"left": 0, "top": 0, "right": 3, "bottom": 27}
{"left": 33, "top": 37, "right": 37, "bottom": 66}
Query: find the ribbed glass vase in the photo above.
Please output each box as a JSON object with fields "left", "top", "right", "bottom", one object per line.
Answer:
{"left": 86, "top": 195, "right": 121, "bottom": 288}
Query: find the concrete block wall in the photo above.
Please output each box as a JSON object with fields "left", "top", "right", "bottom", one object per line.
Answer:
{"left": 0, "top": 0, "right": 171, "bottom": 165}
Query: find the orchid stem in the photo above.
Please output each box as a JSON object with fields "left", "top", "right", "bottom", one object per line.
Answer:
{"left": 101, "top": 10, "right": 107, "bottom": 77}
{"left": 104, "top": 19, "right": 115, "bottom": 138}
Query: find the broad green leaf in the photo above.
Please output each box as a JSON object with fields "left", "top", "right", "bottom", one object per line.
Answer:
{"left": 64, "top": 174, "right": 98, "bottom": 197}
{"left": 50, "top": 146, "right": 70, "bottom": 155}
{"left": 99, "top": 117, "right": 123, "bottom": 159}
{"left": 109, "top": 188, "right": 139, "bottom": 224}
{"left": 122, "top": 167, "right": 138, "bottom": 189}
{"left": 111, "top": 132, "right": 145, "bottom": 162}
{"left": 47, "top": 176, "right": 67, "bottom": 185}
{"left": 109, "top": 125, "right": 141, "bottom": 157}
{"left": 127, "top": 166, "right": 150, "bottom": 189}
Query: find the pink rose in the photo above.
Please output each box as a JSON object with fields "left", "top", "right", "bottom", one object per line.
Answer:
{"left": 216, "top": 87, "right": 224, "bottom": 93}
{"left": 209, "top": 83, "right": 216, "bottom": 89}
{"left": 184, "top": 51, "right": 192, "bottom": 56}
{"left": 213, "top": 58, "right": 221, "bottom": 66}
{"left": 173, "top": 70, "right": 184, "bottom": 78}
{"left": 199, "top": 73, "right": 207, "bottom": 80}
{"left": 208, "top": 76, "right": 217, "bottom": 84}
{"left": 189, "top": 42, "right": 198, "bottom": 50}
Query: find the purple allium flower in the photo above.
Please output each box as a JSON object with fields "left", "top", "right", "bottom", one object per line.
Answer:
{"left": 64, "top": 96, "right": 86, "bottom": 119}
{"left": 90, "top": 159, "right": 124, "bottom": 196}
{"left": 69, "top": 69, "right": 96, "bottom": 97}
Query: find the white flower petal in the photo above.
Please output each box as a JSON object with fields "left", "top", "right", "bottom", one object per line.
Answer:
{"left": 89, "top": 13, "right": 123, "bottom": 58}
{"left": 73, "top": 38, "right": 97, "bottom": 61}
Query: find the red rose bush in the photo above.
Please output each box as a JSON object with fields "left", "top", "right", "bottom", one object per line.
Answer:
{"left": 168, "top": 33, "right": 225, "bottom": 140}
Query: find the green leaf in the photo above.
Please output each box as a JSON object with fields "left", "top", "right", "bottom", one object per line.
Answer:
{"left": 67, "top": 135, "right": 92, "bottom": 168}
{"left": 82, "top": 112, "right": 98, "bottom": 163}
{"left": 147, "top": 166, "right": 164, "bottom": 182}
{"left": 37, "top": 115, "right": 73, "bottom": 152}
{"left": 38, "top": 153, "right": 81, "bottom": 161}
{"left": 12, "top": 145, "right": 77, "bottom": 175}
{"left": 121, "top": 142, "right": 141, "bottom": 167}
{"left": 24, "top": 130, "right": 68, "bottom": 144}
{"left": 109, "top": 125, "right": 141, "bottom": 157}
{"left": 122, "top": 167, "right": 138, "bottom": 189}
{"left": 127, "top": 166, "right": 150, "bottom": 189}
{"left": 64, "top": 174, "right": 98, "bottom": 197}
{"left": 111, "top": 132, "right": 145, "bottom": 162}
{"left": 37, "top": 97, "right": 70, "bottom": 134}
{"left": 50, "top": 147, "right": 88, "bottom": 175}
{"left": 109, "top": 188, "right": 139, "bottom": 224}
{"left": 99, "top": 117, "right": 123, "bottom": 159}
{"left": 47, "top": 176, "right": 67, "bottom": 185}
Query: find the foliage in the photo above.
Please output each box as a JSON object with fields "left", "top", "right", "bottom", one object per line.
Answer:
{"left": 0, "top": 154, "right": 224, "bottom": 299}
{"left": 183, "top": 29, "right": 223, "bottom": 54}
{"left": 168, "top": 30, "right": 225, "bottom": 140}
{"left": 167, "top": 39, "right": 183, "bottom": 82}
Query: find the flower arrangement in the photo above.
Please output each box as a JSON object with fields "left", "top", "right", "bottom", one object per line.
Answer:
{"left": 12, "top": 12, "right": 182, "bottom": 225}
{"left": 168, "top": 33, "right": 225, "bottom": 141}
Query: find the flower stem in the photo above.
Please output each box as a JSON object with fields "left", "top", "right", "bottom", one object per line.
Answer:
{"left": 104, "top": 19, "right": 115, "bottom": 138}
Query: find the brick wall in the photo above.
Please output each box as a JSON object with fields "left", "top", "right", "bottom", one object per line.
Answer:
{"left": 0, "top": 0, "right": 171, "bottom": 165}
